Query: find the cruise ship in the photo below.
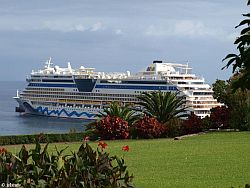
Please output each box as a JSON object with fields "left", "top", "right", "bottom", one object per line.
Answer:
{"left": 14, "top": 58, "right": 222, "bottom": 119}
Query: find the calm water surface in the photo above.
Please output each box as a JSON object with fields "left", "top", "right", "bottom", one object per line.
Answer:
{"left": 0, "top": 81, "right": 92, "bottom": 136}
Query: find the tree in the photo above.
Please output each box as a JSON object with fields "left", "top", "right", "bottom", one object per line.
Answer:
{"left": 210, "top": 106, "right": 231, "bottom": 129}
{"left": 97, "top": 102, "right": 139, "bottom": 126}
{"left": 223, "top": 0, "right": 250, "bottom": 90}
{"left": 212, "top": 78, "right": 250, "bottom": 130}
{"left": 228, "top": 90, "right": 250, "bottom": 130}
{"left": 212, "top": 79, "right": 228, "bottom": 104}
{"left": 136, "top": 91, "right": 188, "bottom": 124}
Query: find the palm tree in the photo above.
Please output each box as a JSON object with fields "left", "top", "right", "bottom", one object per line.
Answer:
{"left": 97, "top": 102, "right": 140, "bottom": 126}
{"left": 136, "top": 91, "right": 188, "bottom": 124}
{"left": 223, "top": 0, "right": 250, "bottom": 90}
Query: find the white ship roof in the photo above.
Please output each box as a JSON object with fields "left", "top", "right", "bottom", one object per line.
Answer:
{"left": 30, "top": 58, "right": 207, "bottom": 83}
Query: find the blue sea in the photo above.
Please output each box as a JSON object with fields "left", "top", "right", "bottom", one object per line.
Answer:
{"left": 0, "top": 81, "right": 92, "bottom": 136}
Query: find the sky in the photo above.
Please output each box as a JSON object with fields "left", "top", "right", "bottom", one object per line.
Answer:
{"left": 0, "top": 0, "right": 248, "bottom": 83}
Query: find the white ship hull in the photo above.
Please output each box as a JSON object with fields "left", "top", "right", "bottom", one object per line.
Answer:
{"left": 14, "top": 59, "right": 222, "bottom": 119}
{"left": 14, "top": 97, "right": 98, "bottom": 119}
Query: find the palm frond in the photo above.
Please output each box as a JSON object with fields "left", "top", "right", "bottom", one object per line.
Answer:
{"left": 97, "top": 102, "right": 140, "bottom": 125}
{"left": 136, "top": 91, "right": 188, "bottom": 124}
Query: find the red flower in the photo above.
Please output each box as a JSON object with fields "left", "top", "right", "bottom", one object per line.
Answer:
{"left": 98, "top": 141, "right": 108, "bottom": 150}
{"left": 0, "top": 148, "right": 7, "bottom": 154}
{"left": 122, "top": 145, "right": 129, "bottom": 152}
{"left": 84, "top": 136, "right": 90, "bottom": 142}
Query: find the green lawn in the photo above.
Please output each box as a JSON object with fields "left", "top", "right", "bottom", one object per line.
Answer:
{"left": 5, "top": 132, "right": 250, "bottom": 188}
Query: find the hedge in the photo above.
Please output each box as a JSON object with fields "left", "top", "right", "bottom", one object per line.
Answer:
{"left": 0, "top": 129, "right": 99, "bottom": 146}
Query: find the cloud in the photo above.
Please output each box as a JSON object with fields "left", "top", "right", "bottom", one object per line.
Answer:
{"left": 42, "top": 20, "right": 104, "bottom": 32}
{"left": 114, "top": 29, "right": 124, "bottom": 35}
{"left": 0, "top": 0, "right": 244, "bottom": 83}
{"left": 144, "top": 20, "right": 236, "bottom": 41}
{"left": 91, "top": 22, "right": 103, "bottom": 31}
{"left": 175, "top": 20, "right": 207, "bottom": 36}
{"left": 42, "top": 21, "right": 87, "bottom": 32}
{"left": 0, "top": 18, "right": 105, "bottom": 33}
{"left": 74, "top": 24, "right": 86, "bottom": 32}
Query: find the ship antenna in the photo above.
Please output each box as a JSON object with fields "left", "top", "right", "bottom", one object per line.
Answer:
{"left": 45, "top": 57, "right": 53, "bottom": 68}
{"left": 186, "top": 60, "right": 189, "bottom": 74}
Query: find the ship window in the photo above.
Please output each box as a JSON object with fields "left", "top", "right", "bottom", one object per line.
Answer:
{"left": 75, "top": 104, "right": 82, "bottom": 108}
{"left": 178, "top": 82, "right": 186, "bottom": 84}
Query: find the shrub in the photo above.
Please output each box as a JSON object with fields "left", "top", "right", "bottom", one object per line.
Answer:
{"left": 133, "top": 115, "right": 164, "bottom": 139}
{"left": 97, "top": 102, "right": 139, "bottom": 126}
{"left": 96, "top": 115, "right": 130, "bottom": 140}
{"left": 201, "top": 116, "right": 212, "bottom": 131}
{"left": 180, "top": 113, "right": 203, "bottom": 135}
{"left": 210, "top": 106, "right": 231, "bottom": 129}
{"left": 0, "top": 130, "right": 99, "bottom": 146}
{"left": 0, "top": 141, "right": 134, "bottom": 187}
{"left": 164, "top": 118, "right": 183, "bottom": 137}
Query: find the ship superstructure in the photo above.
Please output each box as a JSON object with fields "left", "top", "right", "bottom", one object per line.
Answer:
{"left": 14, "top": 59, "right": 222, "bottom": 119}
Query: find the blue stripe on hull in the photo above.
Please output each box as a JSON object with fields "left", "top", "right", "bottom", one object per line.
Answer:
{"left": 28, "top": 83, "right": 77, "bottom": 88}
{"left": 36, "top": 106, "right": 96, "bottom": 118}
{"left": 27, "top": 83, "right": 177, "bottom": 91}
{"left": 95, "top": 84, "right": 177, "bottom": 90}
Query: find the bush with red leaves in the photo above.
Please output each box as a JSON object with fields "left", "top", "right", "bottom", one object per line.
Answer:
{"left": 209, "top": 106, "right": 231, "bottom": 129}
{"left": 164, "top": 118, "right": 183, "bottom": 137}
{"left": 133, "top": 116, "right": 164, "bottom": 139}
{"left": 180, "top": 112, "right": 203, "bottom": 135}
{"left": 96, "top": 115, "right": 130, "bottom": 140}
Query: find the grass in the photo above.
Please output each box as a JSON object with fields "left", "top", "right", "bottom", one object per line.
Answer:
{"left": 4, "top": 132, "right": 250, "bottom": 188}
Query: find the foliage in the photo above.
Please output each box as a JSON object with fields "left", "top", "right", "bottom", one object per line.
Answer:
{"left": 223, "top": 0, "right": 250, "bottom": 90}
{"left": 229, "top": 90, "right": 250, "bottom": 130}
{"left": 133, "top": 115, "right": 164, "bottom": 139}
{"left": 0, "top": 130, "right": 98, "bottom": 146}
{"left": 201, "top": 116, "right": 212, "bottom": 130}
{"left": 136, "top": 91, "right": 188, "bottom": 124}
{"left": 96, "top": 115, "right": 130, "bottom": 140}
{"left": 180, "top": 113, "right": 203, "bottom": 135}
{"left": 209, "top": 106, "right": 231, "bottom": 129}
{"left": 164, "top": 118, "right": 183, "bottom": 137}
{"left": 97, "top": 102, "right": 140, "bottom": 126}
{"left": 212, "top": 79, "right": 250, "bottom": 130}
{"left": 212, "top": 79, "right": 229, "bottom": 104}
{"left": 0, "top": 141, "right": 134, "bottom": 187}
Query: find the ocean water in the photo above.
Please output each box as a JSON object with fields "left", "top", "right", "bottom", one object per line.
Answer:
{"left": 0, "top": 81, "right": 92, "bottom": 136}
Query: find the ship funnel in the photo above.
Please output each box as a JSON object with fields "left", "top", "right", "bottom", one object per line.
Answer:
{"left": 153, "top": 60, "right": 162, "bottom": 64}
